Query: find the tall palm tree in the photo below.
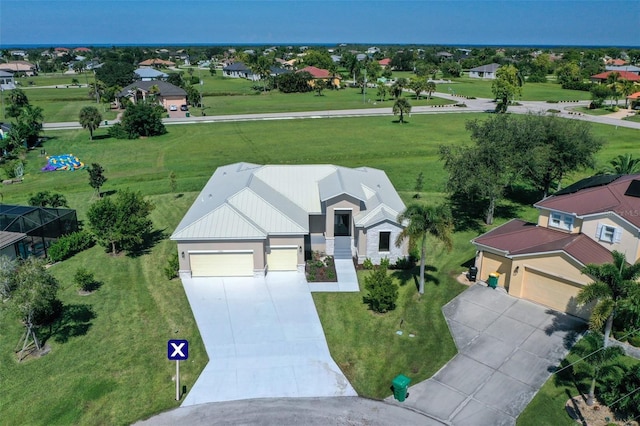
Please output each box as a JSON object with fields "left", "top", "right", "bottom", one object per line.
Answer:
{"left": 619, "top": 79, "right": 638, "bottom": 108}
{"left": 425, "top": 81, "right": 436, "bottom": 100}
{"left": 393, "top": 97, "right": 411, "bottom": 124}
{"left": 396, "top": 203, "right": 453, "bottom": 294}
{"left": 572, "top": 332, "right": 624, "bottom": 406}
{"left": 409, "top": 79, "right": 425, "bottom": 100}
{"left": 599, "top": 153, "right": 640, "bottom": 175}
{"left": 605, "top": 72, "right": 621, "bottom": 106}
{"left": 577, "top": 250, "right": 640, "bottom": 347}
{"left": 376, "top": 82, "right": 388, "bottom": 101}
{"left": 79, "top": 106, "right": 103, "bottom": 141}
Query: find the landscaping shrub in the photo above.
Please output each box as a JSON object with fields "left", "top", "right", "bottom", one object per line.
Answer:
{"left": 108, "top": 123, "right": 129, "bottom": 139}
{"left": 362, "top": 258, "right": 374, "bottom": 270}
{"left": 164, "top": 251, "right": 179, "bottom": 280}
{"left": 1, "top": 159, "right": 24, "bottom": 179}
{"left": 74, "top": 267, "right": 97, "bottom": 292}
{"left": 363, "top": 265, "right": 398, "bottom": 313}
{"left": 47, "top": 231, "right": 95, "bottom": 263}
{"left": 562, "top": 81, "right": 593, "bottom": 91}
{"left": 380, "top": 257, "right": 390, "bottom": 270}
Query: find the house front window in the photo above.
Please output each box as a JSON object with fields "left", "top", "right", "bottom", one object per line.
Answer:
{"left": 379, "top": 232, "right": 391, "bottom": 252}
{"left": 549, "top": 211, "right": 573, "bottom": 231}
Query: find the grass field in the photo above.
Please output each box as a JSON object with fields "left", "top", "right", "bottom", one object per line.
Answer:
{"left": 445, "top": 77, "right": 592, "bottom": 101}
{"left": 0, "top": 112, "right": 638, "bottom": 424}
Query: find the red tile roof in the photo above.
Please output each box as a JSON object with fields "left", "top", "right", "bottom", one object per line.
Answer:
{"left": 627, "top": 91, "right": 640, "bottom": 100}
{"left": 591, "top": 71, "right": 640, "bottom": 82}
{"left": 607, "top": 59, "right": 627, "bottom": 66}
{"left": 296, "top": 66, "right": 337, "bottom": 79}
{"left": 473, "top": 219, "right": 613, "bottom": 265}
{"left": 378, "top": 58, "right": 391, "bottom": 66}
{"left": 139, "top": 58, "right": 176, "bottom": 67}
{"left": 535, "top": 174, "right": 640, "bottom": 228}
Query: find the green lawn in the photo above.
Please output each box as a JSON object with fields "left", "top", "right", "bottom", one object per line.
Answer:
{"left": 445, "top": 77, "right": 591, "bottom": 102}
{"left": 0, "top": 113, "right": 638, "bottom": 424}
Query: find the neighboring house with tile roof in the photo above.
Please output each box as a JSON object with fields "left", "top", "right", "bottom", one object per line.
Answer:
{"left": 468, "top": 63, "right": 500, "bottom": 79}
{"left": 115, "top": 80, "right": 187, "bottom": 111}
{"left": 472, "top": 174, "right": 640, "bottom": 319}
{"left": 605, "top": 65, "right": 640, "bottom": 75}
{"left": 138, "top": 58, "right": 175, "bottom": 68}
{"left": 296, "top": 66, "right": 341, "bottom": 88}
{"left": 0, "top": 61, "right": 37, "bottom": 76}
{"left": 590, "top": 70, "right": 640, "bottom": 83}
{"left": 171, "top": 162, "right": 407, "bottom": 277}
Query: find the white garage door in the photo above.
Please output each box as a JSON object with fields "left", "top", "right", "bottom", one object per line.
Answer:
{"left": 267, "top": 247, "right": 298, "bottom": 271}
{"left": 522, "top": 268, "right": 587, "bottom": 318}
{"left": 190, "top": 252, "right": 254, "bottom": 277}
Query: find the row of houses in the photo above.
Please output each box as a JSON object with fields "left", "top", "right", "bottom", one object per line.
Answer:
{"left": 171, "top": 161, "right": 640, "bottom": 323}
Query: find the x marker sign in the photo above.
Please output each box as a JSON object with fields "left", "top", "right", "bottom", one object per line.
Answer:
{"left": 167, "top": 339, "right": 189, "bottom": 360}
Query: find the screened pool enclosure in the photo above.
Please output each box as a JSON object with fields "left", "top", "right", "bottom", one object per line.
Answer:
{"left": 0, "top": 205, "right": 78, "bottom": 259}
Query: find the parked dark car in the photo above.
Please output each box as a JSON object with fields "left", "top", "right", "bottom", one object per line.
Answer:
{"left": 180, "top": 104, "right": 189, "bottom": 111}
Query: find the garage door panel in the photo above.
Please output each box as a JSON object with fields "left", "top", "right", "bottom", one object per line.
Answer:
{"left": 522, "top": 268, "right": 588, "bottom": 319}
{"left": 267, "top": 248, "right": 298, "bottom": 271}
{"left": 190, "top": 252, "right": 253, "bottom": 277}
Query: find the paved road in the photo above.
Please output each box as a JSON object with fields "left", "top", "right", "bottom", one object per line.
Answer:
{"left": 42, "top": 92, "right": 640, "bottom": 131}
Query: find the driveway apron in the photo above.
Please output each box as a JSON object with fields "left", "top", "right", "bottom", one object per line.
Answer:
{"left": 387, "top": 284, "right": 585, "bottom": 425}
{"left": 180, "top": 271, "right": 356, "bottom": 407}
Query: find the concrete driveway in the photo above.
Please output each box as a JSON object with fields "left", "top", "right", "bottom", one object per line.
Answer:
{"left": 386, "top": 283, "right": 585, "bottom": 425}
{"left": 179, "top": 271, "right": 356, "bottom": 407}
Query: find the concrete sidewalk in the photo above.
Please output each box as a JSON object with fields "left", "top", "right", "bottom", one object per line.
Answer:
{"left": 386, "top": 283, "right": 585, "bottom": 425}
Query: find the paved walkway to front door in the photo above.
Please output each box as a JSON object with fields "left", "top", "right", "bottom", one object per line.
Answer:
{"left": 386, "top": 283, "right": 586, "bottom": 425}
{"left": 180, "top": 271, "right": 356, "bottom": 407}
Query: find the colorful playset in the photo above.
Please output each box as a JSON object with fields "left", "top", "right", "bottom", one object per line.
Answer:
{"left": 41, "top": 154, "right": 85, "bottom": 172}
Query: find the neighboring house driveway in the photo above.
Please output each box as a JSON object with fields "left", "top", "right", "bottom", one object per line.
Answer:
{"left": 386, "top": 283, "right": 585, "bottom": 425}
{"left": 180, "top": 271, "right": 356, "bottom": 407}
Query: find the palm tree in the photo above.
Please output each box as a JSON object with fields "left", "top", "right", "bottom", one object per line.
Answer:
{"left": 396, "top": 203, "right": 453, "bottom": 294}
{"left": 376, "top": 82, "right": 387, "bottom": 101}
{"left": 577, "top": 250, "right": 640, "bottom": 347}
{"left": 599, "top": 153, "right": 640, "bottom": 175}
{"left": 393, "top": 97, "right": 412, "bottom": 124}
{"left": 425, "top": 81, "right": 436, "bottom": 100}
{"left": 79, "top": 106, "right": 103, "bottom": 141}
{"left": 409, "top": 79, "right": 425, "bottom": 100}
{"left": 606, "top": 72, "right": 621, "bottom": 106}
{"left": 572, "top": 332, "right": 624, "bottom": 406}
{"left": 619, "top": 79, "right": 638, "bottom": 108}
{"left": 391, "top": 77, "right": 407, "bottom": 99}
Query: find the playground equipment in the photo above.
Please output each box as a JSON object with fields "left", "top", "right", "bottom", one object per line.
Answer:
{"left": 41, "top": 154, "right": 85, "bottom": 172}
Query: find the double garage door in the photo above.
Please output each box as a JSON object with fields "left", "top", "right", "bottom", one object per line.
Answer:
{"left": 190, "top": 252, "right": 254, "bottom": 277}
{"left": 189, "top": 247, "right": 298, "bottom": 277}
{"left": 521, "top": 268, "right": 588, "bottom": 319}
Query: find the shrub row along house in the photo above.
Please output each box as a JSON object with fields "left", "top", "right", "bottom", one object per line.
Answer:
{"left": 171, "top": 162, "right": 407, "bottom": 277}
{"left": 472, "top": 174, "right": 640, "bottom": 319}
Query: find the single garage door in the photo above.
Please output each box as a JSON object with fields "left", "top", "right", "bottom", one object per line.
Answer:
{"left": 190, "top": 252, "right": 254, "bottom": 277}
{"left": 267, "top": 247, "right": 298, "bottom": 271}
{"left": 521, "top": 268, "right": 587, "bottom": 319}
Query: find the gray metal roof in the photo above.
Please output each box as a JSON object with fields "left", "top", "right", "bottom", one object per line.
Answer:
{"left": 134, "top": 67, "right": 168, "bottom": 79}
{"left": 171, "top": 163, "right": 405, "bottom": 241}
{"left": 0, "top": 230, "right": 26, "bottom": 249}
{"left": 469, "top": 63, "right": 501, "bottom": 73}
{"left": 117, "top": 80, "right": 186, "bottom": 97}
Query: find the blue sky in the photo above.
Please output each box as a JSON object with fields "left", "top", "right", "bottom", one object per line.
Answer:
{"left": 1, "top": 0, "right": 638, "bottom": 47}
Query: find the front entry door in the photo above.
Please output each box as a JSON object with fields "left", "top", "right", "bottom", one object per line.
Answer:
{"left": 334, "top": 211, "right": 351, "bottom": 236}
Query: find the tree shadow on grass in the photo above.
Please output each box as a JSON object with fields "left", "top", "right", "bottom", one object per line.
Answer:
{"left": 43, "top": 303, "right": 96, "bottom": 344}
{"left": 447, "top": 193, "right": 486, "bottom": 233}
{"left": 126, "top": 228, "right": 168, "bottom": 258}
{"left": 92, "top": 134, "right": 110, "bottom": 141}
{"left": 504, "top": 183, "right": 543, "bottom": 206}
{"left": 391, "top": 264, "right": 439, "bottom": 291}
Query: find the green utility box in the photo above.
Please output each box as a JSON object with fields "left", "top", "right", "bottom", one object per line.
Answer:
{"left": 392, "top": 374, "right": 411, "bottom": 402}
{"left": 487, "top": 272, "right": 499, "bottom": 289}
{"left": 186, "top": 112, "right": 190, "bottom": 117}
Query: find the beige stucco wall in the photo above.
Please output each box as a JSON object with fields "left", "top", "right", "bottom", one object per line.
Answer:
{"left": 268, "top": 235, "right": 305, "bottom": 265}
{"left": 581, "top": 215, "right": 640, "bottom": 262}
{"left": 324, "top": 195, "right": 361, "bottom": 238}
{"left": 177, "top": 240, "right": 266, "bottom": 272}
{"left": 478, "top": 251, "right": 512, "bottom": 289}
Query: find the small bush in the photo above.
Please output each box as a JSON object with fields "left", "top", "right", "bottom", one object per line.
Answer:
{"left": 164, "top": 251, "right": 179, "bottom": 280}
{"left": 380, "top": 257, "right": 390, "bottom": 270}
{"left": 2, "top": 159, "right": 24, "bottom": 179}
{"left": 547, "top": 109, "right": 561, "bottom": 114}
{"left": 48, "top": 231, "right": 95, "bottom": 263}
{"left": 546, "top": 100, "right": 559, "bottom": 103}
{"left": 189, "top": 76, "right": 200, "bottom": 85}
{"left": 362, "top": 258, "right": 374, "bottom": 270}
{"left": 363, "top": 265, "right": 398, "bottom": 313}
{"left": 107, "top": 123, "right": 129, "bottom": 139}
{"left": 75, "top": 267, "right": 97, "bottom": 292}
{"left": 324, "top": 256, "right": 334, "bottom": 267}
